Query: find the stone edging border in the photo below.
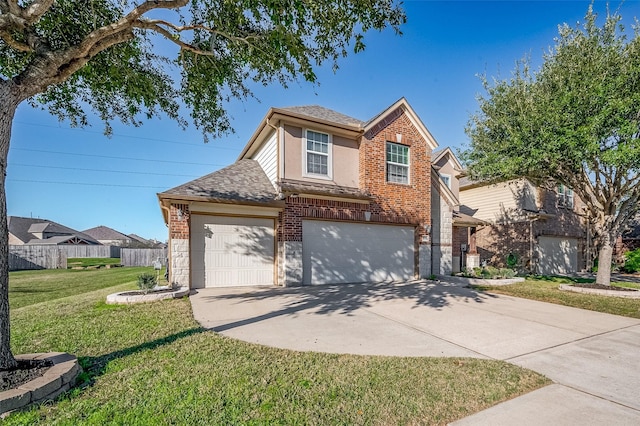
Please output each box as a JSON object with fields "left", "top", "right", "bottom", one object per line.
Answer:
{"left": 106, "top": 287, "right": 189, "bottom": 304}
{"left": 438, "top": 275, "right": 525, "bottom": 287}
{"left": 559, "top": 284, "right": 640, "bottom": 299}
{"left": 0, "top": 352, "right": 81, "bottom": 418}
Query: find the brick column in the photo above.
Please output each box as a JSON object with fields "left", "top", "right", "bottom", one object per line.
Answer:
{"left": 169, "top": 203, "right": 190, "bottom": 288}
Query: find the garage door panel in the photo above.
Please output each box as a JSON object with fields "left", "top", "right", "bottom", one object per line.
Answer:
{"left": 191, "top": 215, "right": 274, "bottom": 288}
{"left": 303, "top": 221, "right": 414, "bottom": 285}
{"left": 537, "top": 236, "right": 578, "bottom": 276}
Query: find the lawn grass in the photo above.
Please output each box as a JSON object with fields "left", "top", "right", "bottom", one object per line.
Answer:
{"left": 474, "top": 277, "right": 640, "bottom": 319}
{"left": 67, "top": 258, "right": 122, "bottom": 268}
{"left": 5, "top": 269, "right": 549, "bottom": 425}
{"left": 8, "top": 267, "right": 166, "bottom": 309}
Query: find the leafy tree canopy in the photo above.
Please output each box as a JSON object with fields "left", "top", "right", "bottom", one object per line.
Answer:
{"left": 463, "top": 6, "right": 640, "bottom": 285}
{"left": 1, "top": 0, "right": 406, "bottom": 138}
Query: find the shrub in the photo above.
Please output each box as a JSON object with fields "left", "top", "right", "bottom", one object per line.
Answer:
{"left": 506, "top": 253, "right": 518, "bottom": 269}
{"left": 499, "top": 268, "right": 516, "bottom": 279}
{"left": 623, "top": 249, "right": 640, "bottom": 273}
{"left": 137, "top": 273, "right": 157, "bottom": 294}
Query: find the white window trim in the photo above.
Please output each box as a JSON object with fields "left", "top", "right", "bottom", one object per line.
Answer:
{"left": 302, "top": 129, "right": 333, "bottom": 180}
{"left": 386, "top": 142, "right": 410, "bottom": 185}
{"left": 557, "top": 184, "right": 574, "bottom": 209}
{"left": 440, "top": 173, "right": 451, "bottom": 189}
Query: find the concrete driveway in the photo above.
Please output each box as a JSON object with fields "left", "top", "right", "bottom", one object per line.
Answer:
{"left": 190, "top": 280, "right": 640, "bottom": 424}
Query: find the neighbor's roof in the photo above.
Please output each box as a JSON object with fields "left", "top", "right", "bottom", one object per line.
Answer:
{"left": 128, "top": 233, "right": 149, "bottom": 244}
{"left": 25, "top": 235, "right": 97, "bottom": 245}
{"left": 279, "top": 105, "right": 365, "bottom": 128}
{"left": 82, "top": 225, "right": 130, "bottom": 241}
{"left": 159, "top": 159, "right": 278, "bottom": 204}
{"left": 8, "top": 216, "right": 98, "bottom": 244}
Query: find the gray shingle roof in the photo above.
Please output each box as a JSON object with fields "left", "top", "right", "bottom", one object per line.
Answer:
{"left": 279, "top": 105, "right": 364, "bottom": 128}
{"left": 279, "top": 179, "right": 370, "bottom": 200}
{"left": 160, "top": 159, "right": 278, "bottom": 204}
{"left": 8, "top": 216, "right": 99, "bottom": 244}
{"left": 83, "top": 226, "right": 130, "bottom": 241}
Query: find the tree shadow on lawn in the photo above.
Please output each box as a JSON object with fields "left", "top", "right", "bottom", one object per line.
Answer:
{"left": 199, "top": 280, "right": 498, "bottom": 333}
{"left": 77, "top": 327, "right": 204, "bottom": 386}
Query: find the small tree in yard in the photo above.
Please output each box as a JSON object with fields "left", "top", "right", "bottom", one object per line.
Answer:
{"left": 0, "top": 0, "right": 406, "bottom": 370}
{"left": 463, "top": 7, "right": 640, "bottom": 287}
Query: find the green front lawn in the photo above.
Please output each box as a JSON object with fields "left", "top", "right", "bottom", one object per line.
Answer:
{"left": 6, "top": 268, "right": 549, "bottom": 425}
{"left": 474, "top": 276, "right": 640, "bottom": 319}
{"left": 67, "top": 257, "right": 122, "bottom": 268}
{"left": 8, "top": 267, "right": 166, "bottom": 309}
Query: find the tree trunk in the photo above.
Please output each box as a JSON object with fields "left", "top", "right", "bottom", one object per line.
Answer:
{"left": 595, "top": 231, "right": 614, "bottom": 286}
{"left": 0, "top": 83, "right": 19, "bottom": 370}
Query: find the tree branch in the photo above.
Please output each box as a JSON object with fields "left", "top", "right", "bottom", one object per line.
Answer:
{"left": 133, "top": 20, "right": 215, "bottom": 56}
{"left": 21, "top": 0, "right": 55, "bottom": 24}
{"left": 0, "top": 28, "right": 30, "bottom": 52}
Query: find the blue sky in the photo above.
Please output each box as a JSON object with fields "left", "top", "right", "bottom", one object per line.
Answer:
{"left": 7, "top": 1, "right": 639, "bottom": 241}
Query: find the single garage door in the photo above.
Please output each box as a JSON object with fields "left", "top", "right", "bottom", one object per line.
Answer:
{"left": 302, "top": 220, "right": 414, "bottom": 285}
{"left": 536, "top": 236, "right": 578, "bottom": 276}
{"left": 191, "top": 215, "right": 274, "bottom": 288}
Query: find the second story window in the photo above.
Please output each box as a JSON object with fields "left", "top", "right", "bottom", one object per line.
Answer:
{"left": 557, "top": 184, "right": 574, "bottom": 209}
{"left": 440, "top": 174, "right": 451, "bottom": 188}
{"left": 305, "top": 130, "right": 331, "bottom": 178}
{"left": 386, "top": 142, "right": 409, "bottom": 184}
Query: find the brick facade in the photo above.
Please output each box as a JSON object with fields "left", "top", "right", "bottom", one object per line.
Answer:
{"left": 168, "top": 203, "right": 190, "bottom": 287}
{"left": 359, "top": 108, "right": 431, "bottom": 241}
{"left": 169, "top": 203, "right": 190, "bottom": 239}
{"left": 278, "top": 108, "right": 432, "bottom": 243}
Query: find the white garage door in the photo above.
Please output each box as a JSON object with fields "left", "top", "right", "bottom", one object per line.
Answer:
{"left": 537, "top": 236, "right": 578, "bottom": 276}
{"left": 302, "top": 220, "right": 415, "bottom": 285}
{"left": 191, "top": 215, "right": 274, "bottom": 288}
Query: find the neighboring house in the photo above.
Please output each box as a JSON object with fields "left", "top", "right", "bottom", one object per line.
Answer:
{"left": 8, "top": 216, "right": 99, "bottom": 245}
{"left": 430, "top": 148, "right": 487, "bottom": 274}
{"left": 158, "top": 98, "right": 449, "bottom": 288}
{"left": 82, "top": 225, "right": 132, "bottom": 246}
{"left": 458, "top": 178, "right": 588, "bottom": 275}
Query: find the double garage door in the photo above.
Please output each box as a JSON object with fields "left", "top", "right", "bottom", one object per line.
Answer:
{"left": 191, "top": 215, "right": 415, "bottom": 287}
{"left": 536, "top": 236, "right": 578, "bottom": 276}
{"left": 302, "top": 221, "right": 415, "bottom": 285}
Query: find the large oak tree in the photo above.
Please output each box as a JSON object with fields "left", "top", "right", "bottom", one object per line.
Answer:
{"left": 0, "top": 0, "right": 405, "bottom": 370}
{"left": 463, "top": 7, "right": 640, "bottom": 286}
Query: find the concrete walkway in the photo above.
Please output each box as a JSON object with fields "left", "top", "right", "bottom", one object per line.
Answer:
{"left": 190, "top": 280, "right": 640, "bottom": 424}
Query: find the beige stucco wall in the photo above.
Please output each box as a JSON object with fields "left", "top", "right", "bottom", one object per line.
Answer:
{"left": 282, "top": 124, "right": 359, "bottom": 187}
{"left": 434, "top": 155, "right": 459, "bottom": 197}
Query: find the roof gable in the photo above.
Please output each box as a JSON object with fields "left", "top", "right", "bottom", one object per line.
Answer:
{"left": 364, "top": 98, "right": 439, "bottom": 150}
{"left": 432, "top": 147, "right": 463, "bottom": 171}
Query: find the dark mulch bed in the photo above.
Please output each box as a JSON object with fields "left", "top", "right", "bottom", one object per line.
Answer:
{"left": 1, "top": 359, "right": 53, "bottom": 392}
{"left": 571, "top": 284, "right": 639, "bottom": 292}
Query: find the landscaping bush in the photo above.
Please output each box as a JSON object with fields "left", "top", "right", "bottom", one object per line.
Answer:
{"left": 463, "top": 266, "right": 516, "bottom": 279}
{"left": 623, "top": 249, "right": 640, "bottom": 273}
{"left": 462, "top": 266, "right": 516, "bottom": 280}
{"left": 137, "top": 273, "right": 157, "bottom": 294}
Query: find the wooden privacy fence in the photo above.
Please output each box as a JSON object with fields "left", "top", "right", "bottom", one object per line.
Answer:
{"left": 58, "top": 245, "right": 121, "bottom": 258}
{"left": 9, "top": 246, "right": 67, "bottom": 271}
{"left": 121, "top": 248, "right": 167, "bottom": 267}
